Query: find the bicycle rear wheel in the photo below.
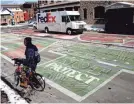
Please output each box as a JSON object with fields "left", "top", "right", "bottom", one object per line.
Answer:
{"left": 31, "top": 73, "right": 45, "bottom": 91}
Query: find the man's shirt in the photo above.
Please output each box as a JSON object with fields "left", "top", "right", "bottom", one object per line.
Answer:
{"left": 25, "top": 44, "right": 38, "bottom": 66}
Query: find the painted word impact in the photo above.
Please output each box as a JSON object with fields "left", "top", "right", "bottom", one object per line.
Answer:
{"left": 45, "top": 63, "right": 100, "bottom": 84}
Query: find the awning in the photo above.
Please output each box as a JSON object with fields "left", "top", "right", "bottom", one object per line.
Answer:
{"left": 105, "top": 2, "right": 134, "bottom": 11}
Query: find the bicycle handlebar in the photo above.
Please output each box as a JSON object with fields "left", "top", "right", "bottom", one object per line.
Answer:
{"left": 12, "top": 58, "right": 24, "bottom": 66}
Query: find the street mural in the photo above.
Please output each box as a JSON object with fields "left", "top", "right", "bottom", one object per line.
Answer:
{"left": 1, "top": 34, "right": 134, "bottom": 97}
{"left": 80, "top": 34, "right": 134, "bottom": 47}
{"left": 37, "top": 41, "right": 134, "bottom": 96}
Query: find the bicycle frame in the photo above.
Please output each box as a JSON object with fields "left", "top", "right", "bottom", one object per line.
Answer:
{"left": 15, "top": 65, "right": 22, "bottom": 73}
{"left": 12, "top": 58, "right": 45, "bottom": 90}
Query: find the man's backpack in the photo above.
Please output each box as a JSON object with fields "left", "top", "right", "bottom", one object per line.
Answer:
{"left": 35, "top": 52, "right": 41, "bottom": 63}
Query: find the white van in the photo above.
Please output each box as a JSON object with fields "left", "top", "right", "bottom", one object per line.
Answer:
{"left": 36, "top": 11, "right": 86, "bottom": 35}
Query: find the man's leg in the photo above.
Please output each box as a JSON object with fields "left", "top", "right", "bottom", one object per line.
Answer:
{"left": 31, "top": 64, "right": 37, "bottom": 72}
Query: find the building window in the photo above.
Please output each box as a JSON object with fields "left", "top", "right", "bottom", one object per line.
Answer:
{"left": 51, "top": 9, "right": 57, "bottom": 12}
{"left": 74, "top": 7, "right": 79, "bottom": 11}
{"left": 45, "top": 10, "right": 50, "bottom": 12}
{"left": 45, "top": 0, "right": 47, "bottom": 4}
{"left": 39, "top": 1, "right": 41, "bottom": 4}
{"left": 50, "top": 0, "right": 54, "bottom": 4}
{"left": 83, "top": 8, "right": 87, "bottom": 19}
{"left": 94, "top": 6, "right": 105, "bottom": 19}
{"left": 56, "top": 0, "right": 61, "bottom": 3}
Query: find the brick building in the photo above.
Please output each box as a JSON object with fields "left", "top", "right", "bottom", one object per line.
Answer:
{"left": 80, "top": 1, "right": 134, "bottom": 25}
{"left": 10, "top": 8, "right": 24, "bottom": 23}
{"left": 22, "top": 2, "right": 37, "bottom": 20}
{"left": 36, "top": 0, "right": 134, "bottom": 26}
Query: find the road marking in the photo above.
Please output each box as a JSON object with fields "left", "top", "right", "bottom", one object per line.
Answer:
{"left": 1, "top": 54, "right": 82, "bottom": 102}
{"left": 39, "top": 41, "right": 58, "bottom": 53}
{"left": 1, "top": 47, "right": 134, "bottom": 102}
{"left": 38, "top": 55, "right": 66, "bottom": 67}
{"left": 48, "top": 50, "right": 66, "bottom": 56}
{"left": 1, "top": 51, "right": 122, "bottom": 102}
{"left": 0, "top": 46, "right": 8, "bottom": 50}
{"left": 122, "top": 69, "right": 134, "bottom": 74}
{"left": 1, "top": 38, "right": 22, "bottom": 42}
{"left": 1, "top": 54, "right": 14, "bottom": 64}
{"left": 44, "top": 77, "right": 82, "bottom": 101}
{"left": 97, "top": 60, "right": 118, "bottom": 67}
{"left": 79, "top": 69, "right": 123, "bottom": 102}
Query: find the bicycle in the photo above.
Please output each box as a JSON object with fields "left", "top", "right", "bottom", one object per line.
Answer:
{"left": 12, "top": 58, "right": 45, "bottom": 91}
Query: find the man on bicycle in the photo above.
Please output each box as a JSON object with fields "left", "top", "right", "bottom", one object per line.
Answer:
{"left": 24, "top": 37, "right": 38, "bottom": 71}
{"left": 21, "top": 37, "right": 40, "bottom": 88}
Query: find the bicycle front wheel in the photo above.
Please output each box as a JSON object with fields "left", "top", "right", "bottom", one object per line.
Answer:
{"left": 31, "top": 73, "right": 45, "bottom": 91}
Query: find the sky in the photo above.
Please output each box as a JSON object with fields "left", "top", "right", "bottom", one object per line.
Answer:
{"left": 1, "top": 0, "right": 38, "bottom": 5}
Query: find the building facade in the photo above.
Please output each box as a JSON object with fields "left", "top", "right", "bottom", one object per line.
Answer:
{"left": 0, "top": 9, "right": 12, "bottom": 25}
{"left": 1, "top": 4, "right": 25, "bottom": 24}
{"left": 80, "top": 1, "right": 134, "bottom": 25}
{"left": 10, "top": 8, "right": 24, "bottom": 23}
{"left": 35, "top": 0, "right": 134, "bottom": 27}
{"left": 0, "top": 7, "right": 25, "bottom": 25}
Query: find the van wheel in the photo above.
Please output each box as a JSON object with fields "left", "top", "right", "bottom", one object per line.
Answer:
{"left": 79, "top": 30, "right": 83, "bottom": 34}
{"left": 33, "top": 26, "right": 37, "bottom": 29}
{"left": 44, "top": 27, "right": 49, "bottom": 33}
{"left": 66, "top": 29, "right": 72, "bottom": 35}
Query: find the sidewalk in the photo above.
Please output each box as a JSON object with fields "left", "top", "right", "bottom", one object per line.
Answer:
{"left": 0, "top": 25, "right": 25, "bottom": 28}
{"left": 79, "top": 31, "right": 134, "bottom": 48}
{"left": 0, "top": 22, "right": 28, "bottom": 28}
{"left": 11, "top": 29, "right": 78, "bottom": 40}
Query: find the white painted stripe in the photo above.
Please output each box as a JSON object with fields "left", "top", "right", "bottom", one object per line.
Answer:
{"left": 39, "top": 41, "right": 58, "bottom": 53}
{"left": 38, "top": 55, "right": 66, "bottom": 67}
{"left": 44, "top": 78, "right": 82, "bottom": 101}
{"left": 48, "top": 50, "right": 66, "bottom": 56}
{"left": 97, "top": 60, "right": 118, "bottom": 67}
{"left": 1, "top": 54, "right": 14, "bottom": 64}
{"left": 0, "top": 46, "right": 8, "bottom": 50}
{"left": 0, "top": 80, "right": 28, "bottom": 104}
{"left": 1, "top": 38, "right": 21, "bottom": 42}
{"left": 122, "top": 69, "right": 134, "bottom": 74}
{"left": 79, "top": 70, "right": 123, "bottom": 102}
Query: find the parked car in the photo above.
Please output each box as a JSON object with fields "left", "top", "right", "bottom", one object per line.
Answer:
{"left": 33, "top": 22, "right": 37, "bottom": 29}
{"left": 28, "top": 21, "right": 35, "bottom": 26}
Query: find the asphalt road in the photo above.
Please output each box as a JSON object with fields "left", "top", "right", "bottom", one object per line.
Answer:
{"left": 1, "top": 26, "right": 134, "bottom": 103}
